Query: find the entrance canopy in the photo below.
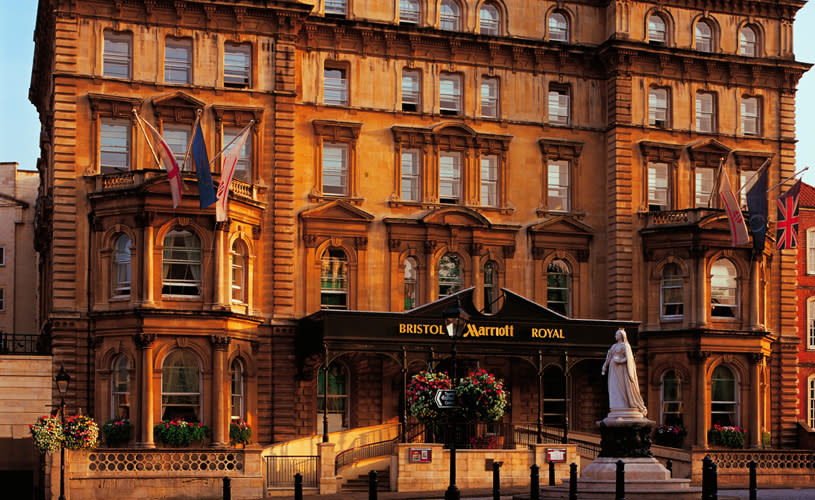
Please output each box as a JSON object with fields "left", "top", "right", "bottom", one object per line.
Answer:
{"left": 297, "top": 288, "right": 638, "bottom": 369}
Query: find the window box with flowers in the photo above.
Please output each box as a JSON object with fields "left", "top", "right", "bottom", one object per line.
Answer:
{"left": 229, "top": 420, "right": 252, "bottom": 447}
{"left": 654, "top": 425, "right": 686, "bottom": 448}
{"left": 101, "top": 418, "right": 133, "bottom": 447}
{"left": 29, "top": 415, "right": 64, "bottom": 454}
{"left": 153, "top": 418, "right": 210, "bottom": 447}
{"left": 707, "top": 425, "right": 746, "bottom": 449}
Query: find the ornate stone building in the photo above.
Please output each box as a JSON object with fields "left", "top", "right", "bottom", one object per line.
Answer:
{"left": 30, "top": 0, "right": 809, "bottom": 454}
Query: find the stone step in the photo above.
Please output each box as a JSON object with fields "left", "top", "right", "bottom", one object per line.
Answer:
{"left": 342, "top": 470, "right": 390, "bottom": 491}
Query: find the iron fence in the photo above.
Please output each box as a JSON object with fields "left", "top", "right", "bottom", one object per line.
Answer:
{"left": 264, "top": 455, "right": 318, "bottom": 489}
{"left": 0, "top": 333, "right": 43, "bottom": 354}
{"left": 335, "top": 438, "right": 397, "bottom": 474}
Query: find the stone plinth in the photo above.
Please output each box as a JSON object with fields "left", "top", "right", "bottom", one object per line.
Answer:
{"left": 598, "top": 416, "right": 655, "bottom": 458}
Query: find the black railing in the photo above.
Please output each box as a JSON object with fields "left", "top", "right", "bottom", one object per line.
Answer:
{"left": 264, "top": 456, "right": 318, "bottom": 489}
{"left": 0, "top": 333, "right": 44, "bottom": 354}
{"left": 335, "top": 438, "right": 398, "bottom": 474}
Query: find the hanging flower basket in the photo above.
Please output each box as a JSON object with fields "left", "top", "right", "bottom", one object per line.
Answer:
{"left": 406, "top": 371, "right": 453, "bottom": 422}
{"left": 456, "top": 369, "right": 508, "bottom": 422}
{"left": 29, "top": 415, "right": 64, "bottom": 454}
{"left": 63, "top": 415, "right": 99, "bottom": 450}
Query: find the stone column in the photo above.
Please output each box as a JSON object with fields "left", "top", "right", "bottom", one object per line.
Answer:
{"left": 696, "top": 256, "right": 707, "bottom": 328}
{"left": 142, "top": 221, "right": 155, "bottom": 306}
{"left": 317, "top": 441, "right": 338, "bottom": 494}
{"left": 749, "top": 354, "right": 763, "bottom": 448}
{"left": 749, "top": 259, "right": 761, "bottom": 329}
{"left": 692, "top": 351, "right": 710, "bottom": 447}
{"left": 213, "top": 221, "right": 228, "bottom": 308}
{"left": 211, "top": 335, "right": 231, "bottom": 447}
{"left": 135, "top": 333, "right": 156, "bottom": 448}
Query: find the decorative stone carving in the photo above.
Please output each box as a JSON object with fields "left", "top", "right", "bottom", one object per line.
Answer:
{"left": 134, "top": 333, "right": 156, "bottom": 349}
{"left": 598, "top": 422, "right": 654, "bottom": 458}
{"left": 211, "top": 335, "right": 231, "bottom": 350}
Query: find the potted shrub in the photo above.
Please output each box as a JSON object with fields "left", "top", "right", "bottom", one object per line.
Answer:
{"left": 29, "top": 415, "right": 64, "bottom": 454}
{"left": 62, "top": 415, "right": 99, "bottom": 450}
{"left": 153, "top": 418, "right": 210, "bottom": 447}
{"left": 654, "top": 424, "right": 686, "bottom": 448}
{"left": 102, "top": 418, "right": 133, "bottom": 447}
{"left": 707, "top": 425, "right": 746, "bottom": 448}
{"left": 229, "top": 420, "right": 252, "bottom": 447}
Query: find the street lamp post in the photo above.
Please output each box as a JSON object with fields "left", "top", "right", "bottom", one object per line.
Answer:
{"left": 55, "top": 365, "right": 70, "bottom": 500}
{"left": 443, "top": 297, "right": 470, "bottom": 500}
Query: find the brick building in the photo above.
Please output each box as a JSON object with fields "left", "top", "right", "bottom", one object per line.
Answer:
{"left": 797, "top": 181, "right": 815, "bottom": 446}
{"left": 29, "top": 0, "right": 810, "bottom": 462}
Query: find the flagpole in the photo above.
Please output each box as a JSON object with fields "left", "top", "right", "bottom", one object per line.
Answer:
{"left": 132, "top": 109, "right": 161, "bottom": 167}
{"left": 183, "top": 109, "right": 202, "bottom": 171}
{"left": 708, "top": 157, "right": 725, "bottom": 208}
{"left": 734, "top": 157, "right": 771, "bottom": 197}
{"left": 767, "top": 167, "right": 809, "bottom": 193}
{"left": 208, "top": 120, "right": 254, "bottom": 168}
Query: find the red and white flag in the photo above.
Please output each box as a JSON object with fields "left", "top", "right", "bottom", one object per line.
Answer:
{"left": 718, "top": 169, "right": 749, "bottom": 247}
{"left": 137, "top": 115, "right": 183, "bottom": 208}
{"left": 215, "top": 125, "right": 251, "bottom": 222}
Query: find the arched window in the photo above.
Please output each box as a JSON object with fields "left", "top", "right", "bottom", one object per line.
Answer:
{"left": 546, "top": 259, "right": 570, "bottom": 316}
{"left": 161, "top": 350, "right": 202, "bottom": 422}
{"left": 162, "top": 229, "right": 202, "bottom": 296}
{"left": 549, "top": 12, "right": 569, "bottom": 42}
{"left": 739, "top": 25, "right": 757, "bottom": 56}
{"left": 661, "top": 263, "right": 684, "bottom": 318}
{"left": 695, "top": 20, "right": 713, "bottom": 52}
{"left": 231, "top": 240, "right": 248, "bottom": 303}
{"left": 483, "top": 261, "right": 497, "bottom": 313}
{"left": 112, "top": 234, "right": 131, "bottom": 297}
{"left": 648, "top": 14, "right": 667, "bottom": 43}
{"left": 661, "top": 370, "right": 683, "bottom": 426}
{"left": 111, "top": 355, "right": 131, "bottom": 420}
{"left": 543, "top": 365, "right": 566, "bottom": 425}
{"left": 318, "top": 363, "right": 349, "bottom": 432}
{"left": 321, "top": 248, "right": 348, "bottom": 310}
{"left": 404, "top": 257, "right": 418, "bottom": 310}
{"left": 438, "top": 253, "right": 462, "bottom": 298}
{"left": 479, "top": 3, "right": 500, "bottom": 35}
{"left": 808, "top": 374, "right": 815, "bottom": 428}
{"left": 711, "top": 259, "right": 738, "bottom": 318}
{"left": 808, "top": 297, "right": 815, "bottom": 350}
{"left": 230, "top": 359, "right": 245, "bottom": 422}
{"left": 440, "top": 0, "right": 461, "bottom": 31}
{"left": 399, "top": 0, "right": 421, "bottom": 24}
{"left": 711, "top": 365, "right": 737, "bottom": 426}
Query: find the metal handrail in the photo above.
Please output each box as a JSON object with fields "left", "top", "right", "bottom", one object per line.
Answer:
{"left": 335, "top": 438, "right": 398, "bottom": 474}
{"left": 265, "top": 455, "right": 318, "bottom": 489}
{"left": 0, "top": 332, "right": 44, "bottom": 355}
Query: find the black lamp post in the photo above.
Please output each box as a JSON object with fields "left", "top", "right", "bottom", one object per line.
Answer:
{"left": 55, "top": 365, "right": 70, "bottom": 500}
{"left": 443, "top": 297, "right": 469, "bottom": 500}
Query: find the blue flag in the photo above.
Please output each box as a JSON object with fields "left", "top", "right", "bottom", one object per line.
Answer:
{"left": 192, "top": 122, "right": 216, "bottom": 209}
{"left": 746, "top": 168, "right": 768, "bottom": 253}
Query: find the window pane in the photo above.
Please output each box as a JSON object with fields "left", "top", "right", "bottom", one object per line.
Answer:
{"left": 649, "top": 88, "right": 668, "bottom": 126}
{"left": 547, "top": 160, "right": 569, "bottom": 211}
{"left": 438, "top": 254, "right": 462, "bottom": 298}
{"left": 400, "top": 0, "right": 420, "bottom": 23}
{"left": 231, "top": 242, "right": 246, "bottom": 303}
{"left": 695, "top": 21, "right": 713, "bottom": 52}
{"left": 481, "top": 77, "right": 499, "bottom": 118}
{"left": 104, "top": 32, "right": 131, "bottom": 79}
{"left": 402, "top": 70, "right": 420, "bottom": 112}
{"left": 740, "top": 27, "right": 756, "bottom": 56}
{"left": 164, "top": 126, "right": 190, "bottom": 171}
{"left": 661, "top": 264, "right": 683, "bottom": 317}
{"left": 439, "top": 152, "right": 461, "bottom": 203}
{"left": 440, "top": 0, "right": 460, "bottom": 30}
{"left": 808, "top": 230, "right": 815, "bottom": 275}
{"left": 696, "top": 93, "right": 714, "bottom": 132}
{"left": 324, "top": 68, "right": 348, "bottom": 105}
{"left": 322, "top": 143, "right": 348, "bottom": 195}
{"left": 549, "top": 13, "right": 569, "bottom": 42}
{"left": 224, "top": 128, "right": 252, "bottom": 182}
{"left": 548, "top": 89, "right": 569, "bottom": 124}
{"left": 321, "top": 249, "right": 348, "bottom": 310}
{"left": 695, "top": 167, "right": 714, "bottom": 207}
{"left": 100, "top": 119, "right": 130, "bottom": 173}
{"left": 648, "top": 162, "right": 669, "bottom": 210}
{"left": 808, "top": 299, "right": 815, "bottom": 349}
{"left": 165, "top": 39, "right": 192, "bottom": 84}
{"left": 711, "top": 259, "right": 737, "bottom": 317}
{"left": 162, "top": 230, "right": 202, "bottom": 296}
{"left": 161, "top": 351, "right": 201, "bottom": 422}
{"left": 401, "top": 149, "right": 420, "bottom": 201}
{"left": 648, "top": 15, "right": 666, "bottom": 42}
{"left": 661, "top": 371, "right": 683, "bottom": 426}
{"left": 404, "top": 258, "right": 417, "bottom": 310}
{"left": 479, "top": 4, "right": 500, "bottom": 35}
{"left": 224, "top": 43, "right": 250, "bottom": 87}
{"left": 113, "top": 235, "right": 131, "bottom": 296}
{"left": 547, "top": 260, "right": 570, "bottom": 315}
{"left": 325, "top": 0, "right": 346, "bottom": 15}
{"left": 440, "top": 74, "right": 461, "bottom": 114}
{"left": 480, "top": 154, "right": 498, "bottom": 206}
{"left": 483, "top": 262, "right": 497, "bottom": 313}
{"left": 741, "top": 97, "right": 759, "bottom": 135}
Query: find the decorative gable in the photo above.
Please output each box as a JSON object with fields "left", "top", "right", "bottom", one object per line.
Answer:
{"left": 300, "top": 200, "right": 373, "bottom": 249}
{"left": 529, "top": 215, "right": 594, "bottom": 261}
{"left": 688, "top": 139, "right": 731, "bottom": 167}
{"left": 152, "top": 92, "right": 205, "bottom": 123}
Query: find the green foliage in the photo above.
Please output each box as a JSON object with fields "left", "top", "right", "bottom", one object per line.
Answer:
{"left": 707, "top": 425, "right": 746, "bottom": 449}
{"left": 101, "top": 418, "right": 133, "bottom": 446}
{"left": 456, "top": 369, "right": 508, "bottom": 422}
{"left": 229, "top": 420, "right": 252, "bottom": 445}
{"left": 63, "top": 415, "right": 99, "bottom": 450}
{"left": 29, "top": 415, "right": 63, "bottom": 454}
{"left": 153, "top": 418, "right": 210, "bottom": 446}
{"left": 654, "top": 425, "right": 686, "bottom": 448}
{"left": 406, "top": 371, "right": 453, "bottom": 422}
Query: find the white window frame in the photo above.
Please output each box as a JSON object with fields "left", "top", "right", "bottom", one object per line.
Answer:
{"left": 100, "top": 118, "right": 131, "bottom": 173}
{"left": 231, "top": 359, "right": 245, "bottom": 422}
{"left": 321, "top": 248, "right": 349, "bottom": 310}
{"left": 695, "top": 167, "right": 715, "bottom": 208}
{"left": 224, "top": 43, "right": 251, "bottom": 88}
{"left": 808, "top": 229, "right": 815, "bottom": 275}
{"left": 111, "top": 355, "right": 131, "bottom": 420}
{"left": 404, "top": 257, "right": 418, "bottom": 310}
{"left": 546, "top": 259, "right": 571, "bottom": 316}
{"left": 480, "top": 154, "right": 498, "bottom": 207}
{"left": 696, "top": 92, "right": 715, "bottom": 133}
{"left": 231, "top": 241, "right": 248, "bottom": 304}
{"left": 402, "top": 69, "right": 421, "bottom": 112}
{"left": 440, "top": 73, "right": 462, "bottom": 115}
{"left": 0, "top": 247, "right": 5, "bottom": 266}
{"left": 739, "top": 26, "right": 757, "bottom": 56}
{"left": 103, "top": 31, "right": 131, "bottom": 79}
{"left": 161, "top": 229, "right": 202, "bottom": 297}
{"left": 399, "top": 0, "right": 420, "bottom": 24}
{"left": 325, "top": 0, "right": 347, "bottom": 16}
{"left": 548, "top": 87, "right": 570, "bottom": 125}
{"left": 741, "top": 97, "right": 760, "bottom": 136}
{"left": 440, "top": 0, "right": 461, "bottom": 31}
{"left": 161, "top": 350, "right": 203, "bottom": 422}
{"left": 439, "top": 151, "right": 461, "bottom": 204}
{"left": 711, "top": 259, "right": 738, "bottom": 319}
{"left": 660, "top": 264, "right": 684, "bottom": 319}
{"left": 112, "top": 235, "right": 131, "bottom": 297}
{"left": 481, "top": 77, "right": 499, "bottom": 118}
{"left": 224, "top": 127, "right": 252, "bottom": 183}
{"left": 163, "top": 124, "right": 191, "bottom": 171}
{"left": 438, "top": 253, "right": 462, "bottom": 298}
{"left": 649, "top": 87, "right": 669, "bottom": 127}
{"left": 547, "top": 159, "right": 570, "bottom": 212}
{"left": 809, "top": 375, "right": 815, "bottom": 428}
{"left": 648, "top": 161, "right": 669, "bottom": 211}
{"left": 401, "top": 148, "right": 421, "bottom": 201}
{"left": 695, "top": 21, "right": 713, "bottom": 52}
{"left": 479, "top": 3, "right": 500, "bottom": 36}
{"left": 0, "top": 288, "right": 4, "bottom": 312}
{"left": 648, "top": 14, "right": 667, "bottom": 43}
{"left": 710, "top": 365, "right": 739, "bottom": 427}
{"left": 165, "top": 38, "right": 192, "bottom": 84}
{"left": 324, "top": 66, "right": 349, "bottom": 106}
{"left": 660, "top": 370, "right": 684, "bottom": 426}
{"left": 549, "top": 12, "right": 569, "bottom": 42}
{"left": 322, "top": 143, "right": 349, "bottom": 196}
{"left": 808, "top": 297, "right": 815, "bottom": 350}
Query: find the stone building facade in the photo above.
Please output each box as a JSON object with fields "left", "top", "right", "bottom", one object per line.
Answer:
{"left": 29, "top": 0, "right": 809, "bottom": 453}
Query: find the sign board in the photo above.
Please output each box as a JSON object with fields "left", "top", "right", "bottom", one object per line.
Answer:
{"left": 546, "top": 448, "right": 567, "bottom": 463}
{"left": 409, "top": 448, "right": 432, "bottom": 463}
{"left": 434, "top": 389, "right": 457, "bottom": 409}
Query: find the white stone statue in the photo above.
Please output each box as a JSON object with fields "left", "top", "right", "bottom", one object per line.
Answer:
{"left": 601, "top": 328, "right": 647, "bottom": 417}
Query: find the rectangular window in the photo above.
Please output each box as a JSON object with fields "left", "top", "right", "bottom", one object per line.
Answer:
{"left": 696, "top": 92, "right": 715, "bottom": 132}
{"left": 325, "top": 0, "right": 347, "bottom": 15}
{"left": 741, "top": 97, "right": 759, "bottom": 136}
{"left": 402, "top": 69, "right": 421, "bottom": 112}
{"left": 809, "top": 299, "right": 815, "bottom": 349}
{"left": 163, "top": 125, "right": 190, "bottom": 171}
{"left": 104, "top": 31, "right": 131, "bottom": 79}
{"left": 810, "top": 377, "right": 815, "bottom": 428}
{"left": 480, "top": 154, "right": 498, "bottom": 206}
{"left": 481, "top": 77, "right": 499, "bottom": 118}
{"left": 401, "top": 149, "right": 420, "bottom": 201}
{"left": 547, "top": 159, "right": 570, "bottom": 211}
{"left": 399, "top": 0, "right": 420, "bottom": 24}
{"left": 224, "top": 128, "right": 252, "bottom": 182}
{"left": 695, "top": 167, "right": 714, "bottom": 208}
{"left": 649, "top": 88, "right": 669, "bottom": 127}
{"left": 0, "top": 288, "right": 4, "bottom": 312}
{"left": 439, "top": 151, "right": 461, "bottom": 204}
{"left": 323, "top": 143, "right": 348, "bottom": 195}
{"left": 224, "top": 43, "right": 251, "bottom": 88}
{"left": 165, "top": 38, "right": 192, "bottom": 84}
{"left": 548, "top": 88, "right": 569, "bottom": 124}
{"left": 324, "top": 67, "right": 348, "bottom": 106}
{"left": 0, "top": 247, "right": 4, "bottom": 266}
{"left": 648, "top": 162, "right": 669, "bottom": 211}
{"left": 439, "top": 73, "right": 462, "bottom": 115}
{"left": 100, "top": 118, "right": 130, "bottom": 173}
{"left": 740, "top": 171, "right": 753, "bottom": 207}
{"left": 808, "top": 230, "right": 815, "bottom": 275}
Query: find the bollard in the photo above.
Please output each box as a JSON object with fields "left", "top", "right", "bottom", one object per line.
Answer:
{"left": 748, "top": 460, "right": 757, "bottom": 500}
{"left": 711, "top": 461, "right": 718, "bottom": 500}
{"left": 568, "top": 462, "right": 578, "bottom": 500}
{"left": 615, "top": 460, "right": 625, "bottom": 500}
{"left": 702, "top": 455, "right": 712, "bottom": 500}
{"left": 368, "top": 470, "right": 378, "bottom": 500}
{"left": 530, "top": 464, "right": 540, "bottom": 500}
{"left": 294, "top": 473, "right": 303, "bottom": 500}
{"left": 666, "top": 459, "right": 673, "bottom": 478}
{"left": 549, "top": 461, "right": 556, "bottom": 486}
{"left": 222, "top": 476, "right": 231, "bottom": 500}
{"left": 492, "top": 461, "right": 502, "bottom": 500}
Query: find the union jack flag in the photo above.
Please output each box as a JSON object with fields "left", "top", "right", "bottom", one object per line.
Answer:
{"left": 776, "top": 180, "right": 801, "bottom": 250}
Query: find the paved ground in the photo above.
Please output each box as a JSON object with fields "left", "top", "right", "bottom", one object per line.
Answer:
{"left": 719, "top": 489, "right": 815, "bottom": 500}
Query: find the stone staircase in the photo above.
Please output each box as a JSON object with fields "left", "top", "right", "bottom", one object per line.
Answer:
{"left": 341, "top": 469, "right": 390, "bottom": 492}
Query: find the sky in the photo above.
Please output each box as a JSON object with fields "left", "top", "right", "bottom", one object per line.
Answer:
{"left": 2, "top": 3, "right": 815, "bottom": 186}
